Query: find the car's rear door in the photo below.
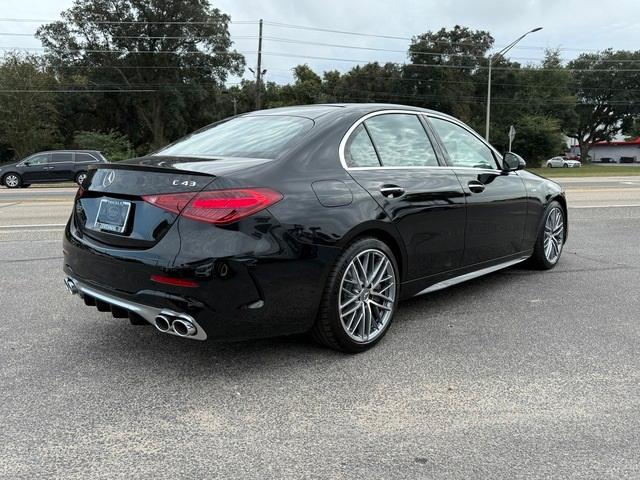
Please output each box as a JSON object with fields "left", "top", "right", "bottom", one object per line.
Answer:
{"left": 426, "top": 115, "right": 528, "bottom": 266}
{"left": 49, "top": 152, "right": 76, "bottom": 181}
{"left": 343, "top": 111, "right": 466, "bottom": 281}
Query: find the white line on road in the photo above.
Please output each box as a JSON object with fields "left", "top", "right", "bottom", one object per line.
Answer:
{"left": 0, "top": 223, "right": 66, "bottom": 229}
{"left": 570, "top": 204, "right": 640, "bottom": 209}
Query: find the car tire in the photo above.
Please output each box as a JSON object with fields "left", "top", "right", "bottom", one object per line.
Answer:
{"left": 528, "top": 200, "right": 565, "bottom": 270}
{"left": 311, "top": 237, "right": 399, "bottom": 353}
{"left": 562, "top": 164, "right": 568, "bottom": 168}
{"left": 3, "top": 173, "right": 21, "bottom": 188}
{"left": 75, "top": 171, "right": 88, "bottom": 185}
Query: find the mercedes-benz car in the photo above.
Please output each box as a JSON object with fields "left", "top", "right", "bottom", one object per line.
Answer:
{"left": 63, "top": 104, "right": 567, "bottom": 352}
{"left": 546, "top": 156, "right": 582, "bottom": 168}
{"left": 0, "top": 150, "right": 108, "bottom": 188}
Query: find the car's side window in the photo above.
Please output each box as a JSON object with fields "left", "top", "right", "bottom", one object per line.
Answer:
{"left": 345, "top": 124, "right": 381, "bottom": 168}
{"left": 51, "top": 152, "right": 74, "bottom": 163}
{"left": 364, "top": 114, "right": 439, "bottom": 167}
{"left": 75, "top": 153, "right": 97, "bottom": 163}
{"left": 26, "top": 154, "right": 49, "bottom": 165}
{"left": 429, "top": 117, "right": 498, "bottom": 170}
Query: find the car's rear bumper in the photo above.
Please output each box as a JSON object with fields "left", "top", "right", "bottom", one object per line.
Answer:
{"left": 63, "top": 216, "right": 342, "bottom": 341}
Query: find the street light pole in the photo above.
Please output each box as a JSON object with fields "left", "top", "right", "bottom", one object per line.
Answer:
{"left": 485, "top": 27, "right": 543, "bottom": 142}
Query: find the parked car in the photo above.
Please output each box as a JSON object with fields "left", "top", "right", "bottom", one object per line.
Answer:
{"left": 0, "top": 150, "right": 108, "bottom": 188}
{"left": 546, "top": 156, "right": 581, "bottom": 168}
{"left": 63, "top": 104, "right": 567, "bottom": 353}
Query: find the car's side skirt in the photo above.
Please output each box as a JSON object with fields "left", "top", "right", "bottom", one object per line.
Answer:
{"left": 413, "top": 255, "right": 531, "bottom": 297}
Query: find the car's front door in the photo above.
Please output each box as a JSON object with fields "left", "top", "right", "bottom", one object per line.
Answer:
{"left": 343, "top": 112, "right": 466, "bottom": 281}
{"left": 21, "top": 153, "right": 51, "bottom": 182}
{"left": 427, "top": 115, "right": 528, "bottom": 266}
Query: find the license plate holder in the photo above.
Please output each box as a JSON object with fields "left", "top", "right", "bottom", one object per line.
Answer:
{"left": 94, "top": 198, "right": 132, "bottom": 234}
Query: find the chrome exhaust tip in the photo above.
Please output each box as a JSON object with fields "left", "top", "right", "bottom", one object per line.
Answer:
{"left": 172, "top": 318, "right": 197, "bottom": 337}
{"left": 64, "top": 278, "right": 78, "bottom": 295}
{"left": 154, "top": 315, "right": 171, "bottom": 333}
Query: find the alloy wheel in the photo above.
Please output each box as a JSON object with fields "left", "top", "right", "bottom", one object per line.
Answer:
{"left": 338, "top": 249, "right": 396, "bottom": 343}
{"left": 5, "top": 174, "right": 19, "bottom": 188}
{"left": 544, "top": 207, "right": 564, "bottom": 264}
{"left": 76, "top": 173, "right": 87, "bottom": 185}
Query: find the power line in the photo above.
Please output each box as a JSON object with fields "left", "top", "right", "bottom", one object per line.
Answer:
{"left": 0, "top": 18, "right": 258, "bottom": 25}
{"left": 0, "top": 46, "right": 252, "bottom": 55}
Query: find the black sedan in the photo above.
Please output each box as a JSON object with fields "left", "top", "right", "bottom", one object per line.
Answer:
{"left": 0, "top": 150, "right": 108, "bottom": 188}
{"left": 63, "top": 104, "right": 567, "bottom": 352}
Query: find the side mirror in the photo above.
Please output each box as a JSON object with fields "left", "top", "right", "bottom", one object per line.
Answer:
{"left": 503, "top": 152, "right": 526, "bottom": 172}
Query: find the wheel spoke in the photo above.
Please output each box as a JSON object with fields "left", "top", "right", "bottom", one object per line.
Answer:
{"left": 349, "top": 309, "right": 363, "bottom": 334}
{"left": 340, "top": 293, "right": 358, "bottom": 310}
{"left": 370, "top": 291, "right": 393, "bottom": 303}
{"left": 341, "top": 302, "right": 361, "bottom": 318}
{"left": 369, "top": 300, "right": 391, "bottom": 311}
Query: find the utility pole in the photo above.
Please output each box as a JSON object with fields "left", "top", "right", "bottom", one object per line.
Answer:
{"left": 485, "top": 27, "right": 542, "bottom": 141}
{"left": 232, "top": 97, "right": 237, "bottom": 116}
{"left": 255, "top": 18, "right": 264, "bottom": 110}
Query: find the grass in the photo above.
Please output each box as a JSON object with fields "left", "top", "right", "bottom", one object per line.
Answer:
{"left": 527, "top": 164, "right": 640, "bottom": 177}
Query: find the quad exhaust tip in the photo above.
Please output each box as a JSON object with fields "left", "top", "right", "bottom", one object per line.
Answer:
{"left": 153, "top": 315, "right": 197, "bottom": 337}
{"left": 172, "top": 318, "right": 197, "bottom": 337}
{"left": 154, "top": 315, "right": 171, "bottom": 333}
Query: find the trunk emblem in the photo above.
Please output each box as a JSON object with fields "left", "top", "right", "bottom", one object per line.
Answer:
{"left": 102, "top": 170, "right": 116, "bottom": 187}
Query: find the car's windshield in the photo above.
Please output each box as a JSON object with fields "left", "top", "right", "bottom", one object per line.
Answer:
{"left": 156, "top": 115, "right": 314, "bottom": 159}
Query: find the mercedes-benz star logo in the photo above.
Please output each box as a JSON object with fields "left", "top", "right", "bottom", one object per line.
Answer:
{"left": 102, "top": 170, "right": 116, "bottom": 188}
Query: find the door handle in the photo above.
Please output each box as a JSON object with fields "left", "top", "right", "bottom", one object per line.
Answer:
{"left": 468, "top": 180, "right": 485, "bottom": 193}
{"left": 380, "top": 185, "right": 405, "bottom": 198}
{"left": 43, "top": 166, "right": 54, "bottom": 170}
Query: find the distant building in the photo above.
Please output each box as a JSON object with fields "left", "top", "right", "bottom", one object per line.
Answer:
{"left": 569, "top": 138, "right": 640, "bottom": 163}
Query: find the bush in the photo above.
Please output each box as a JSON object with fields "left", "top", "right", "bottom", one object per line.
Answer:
{"left": 73, "top": 130, "right": 133, "bottom": 162}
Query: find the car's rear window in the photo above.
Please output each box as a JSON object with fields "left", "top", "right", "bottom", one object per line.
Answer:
{"left": 156, "top": 115, "right": 314, "bottom": 159}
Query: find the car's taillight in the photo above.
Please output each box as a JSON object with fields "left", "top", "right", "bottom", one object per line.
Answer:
{"left": 143, "top": 188, "right": 282, "bottom": 225}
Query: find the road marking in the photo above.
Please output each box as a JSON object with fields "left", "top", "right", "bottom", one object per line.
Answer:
{"left": 566, "top": 187, "right": 640, "bottom": 193}
{"left": 0, "top": 223, "right": 66, "bottom": 229}
{"left": 570, "top": 204, "right": 640, "bottom": 209}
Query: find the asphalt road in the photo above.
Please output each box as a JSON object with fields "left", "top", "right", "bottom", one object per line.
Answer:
{"left": 0, "top": 178, "right": 639, "bottom": 479}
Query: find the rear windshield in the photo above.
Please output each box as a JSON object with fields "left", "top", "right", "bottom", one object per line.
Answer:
{"left": 156, "top": 115, "right": 314, "bottom": 159}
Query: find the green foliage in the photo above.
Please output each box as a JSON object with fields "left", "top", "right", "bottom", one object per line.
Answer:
{"left": 565, "top": 49, "right": 640, "bottom": 161}
{"left": 0, "top": 53, "right": 62, "bottom": 160}
{"left": 509, "top": 116, "right": 565, "bottom": 167}
{"left": 624, "top": 118, "right": 640, "bottom": 140}
{"left": 36, "top": 0, "right": 244, "bottom": 149}
{"left": 73, "top": 130, "right": 133, "bottom": 161}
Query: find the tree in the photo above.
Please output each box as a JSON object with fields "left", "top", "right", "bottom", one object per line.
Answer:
{"left": 624, "top": 118, "right": 640, "bottom": 140}
{"left": 0, "top": 53, "right": 61, "bottom": 160}
{"left": 404, "top": 25, "right": 493, "bottom": 122}
{"left": 510, "top": 115, "right": 565, "bottom": 167}
{"left": 37, "top": 0, "right": 245, "bottom": 150}
{"left": 73, "top": 130, "right": 133, "bottom": 161}
{"left": 565, "top": 50, "right": 640, "bottom": 162}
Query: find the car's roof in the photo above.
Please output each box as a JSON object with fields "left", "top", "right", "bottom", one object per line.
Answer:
{"left": 246, "top": 103, "right": 454, "bottom": 121}
{"left": 30, "top": 150, "right": 102, "bottom": 154}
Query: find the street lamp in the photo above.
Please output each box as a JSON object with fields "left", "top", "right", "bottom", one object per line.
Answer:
{"left": 485, "top": 27, "right": 543, "bottom": 141}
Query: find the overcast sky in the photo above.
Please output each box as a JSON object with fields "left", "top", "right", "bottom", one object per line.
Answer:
{"left": 3, "top": 0, "right": 640, "bottom": 84}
